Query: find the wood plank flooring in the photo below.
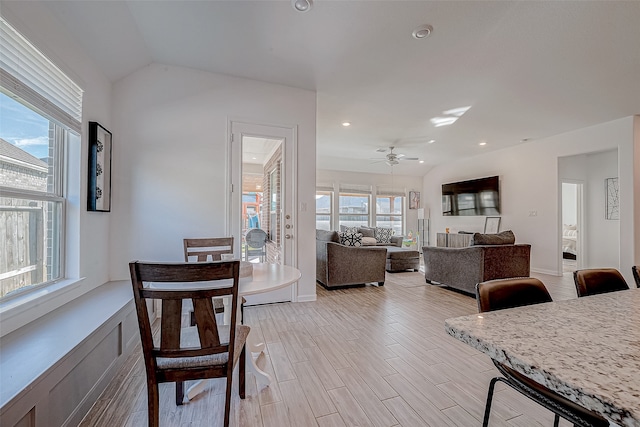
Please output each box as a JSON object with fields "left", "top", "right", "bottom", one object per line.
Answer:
{"left": 79, "top": 271, "right": 578, "bottom": 427}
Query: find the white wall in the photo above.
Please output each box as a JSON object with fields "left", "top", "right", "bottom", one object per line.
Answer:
{"left": 110, "top": 64, "right": 317, "bottom": 301}
{"left": 559, "top": 150, "right": 620, "bottom": 267}
{"left": 423, "top": 117, "right": 637, "bottom": 281}
{"left": 316, "top": 169, "right": 423, "bottom": 235}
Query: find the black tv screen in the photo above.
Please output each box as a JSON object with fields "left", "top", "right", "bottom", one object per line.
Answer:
{"left": 442, "top": 176, "right": 500, "bottom": 216}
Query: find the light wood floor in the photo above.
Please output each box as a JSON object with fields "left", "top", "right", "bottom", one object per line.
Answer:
{"left": 80, "top": 271, "right": 578, "bottom": 427}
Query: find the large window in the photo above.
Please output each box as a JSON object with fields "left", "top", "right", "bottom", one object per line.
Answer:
{"left": 339, "top": 185, "right": 371, "bottom": 229}
{"left": 0, "top": 17, "right": 82, "bottom": 299}
{"left": 376, "top": 193, "right": 404, "bottom": 236}
{"left": 315, "top": 190, "right": 332, "bottom": 230}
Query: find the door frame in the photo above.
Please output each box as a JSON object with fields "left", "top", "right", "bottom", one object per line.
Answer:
{"left": 227, "top": 119, "right": 298, "bottom": 302}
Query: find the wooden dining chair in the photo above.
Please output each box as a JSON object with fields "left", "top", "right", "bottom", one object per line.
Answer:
{"left": 632, "top": 266, "right": 640, "bottom": 288}
{"left": 129, "top": 260, "right": 250, "bottom": 427}
{"left": 573, "top": 268, "right": 629, "bottom": 297}
{"left": 476, "top": 277, "right": 609, "bottom": 427}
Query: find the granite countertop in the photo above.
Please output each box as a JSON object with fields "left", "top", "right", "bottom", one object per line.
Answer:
{"left": 445, "top": 288, "right": 640, "bottom": 427}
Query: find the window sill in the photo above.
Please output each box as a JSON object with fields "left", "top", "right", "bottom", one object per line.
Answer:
{"left": 0, "top": 277, "right": 89, "bottom": 338}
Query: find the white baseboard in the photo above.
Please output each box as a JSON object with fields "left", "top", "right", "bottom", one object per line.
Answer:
{"left": 296, "top": 294, "right": 317, "bottom": 302}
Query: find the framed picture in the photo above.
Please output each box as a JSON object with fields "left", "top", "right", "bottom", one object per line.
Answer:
{"left": 87, "top": 121, "right": 112, "bottom": 212}
{"left": 409, "top": 191, "right": 420, "bottom": 210}
{"left": 605, "top": 177, "right": 619, "bottom": 220}
{"left": 484, "top": 216, "right": 501, "bottom": 234}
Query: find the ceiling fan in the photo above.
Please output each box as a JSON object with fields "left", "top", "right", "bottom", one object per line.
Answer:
{"left": 372, "top": 146, "right": 419, "bottom": 166}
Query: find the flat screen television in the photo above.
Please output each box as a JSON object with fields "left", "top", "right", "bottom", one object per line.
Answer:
{"left": 442, "top": 176, "right": 500, "bottom": 216}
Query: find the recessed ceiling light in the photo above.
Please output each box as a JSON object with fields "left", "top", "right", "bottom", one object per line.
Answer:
{"left": 412, "top": 24, "right": 433, "bottom": 39}
{"left": 428, "top": 139, "right": 435, "bottom": 144}
{"left": 342, "top": 122, "right": 351, "bottom": 127}
{"left": 419, "top": 160, "right": 425, "bottom": 164}
{"left": 252, "top": 156, "right": 257, "bottom": 160}
{"left": 479, "top": 142, "right": 487, "bottom": 146}
{"left": 291, "top": 0, "right": 312, "bottom": 13}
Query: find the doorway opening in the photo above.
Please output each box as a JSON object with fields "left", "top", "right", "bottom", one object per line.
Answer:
{"left": 241, "top": 136, "right": 283, "bottom": 264}
{"left": 229, "top": 121, "right": 297, "bottom": 305}
{"left": 561, "top": 182, "right": 583, "bottom": 272}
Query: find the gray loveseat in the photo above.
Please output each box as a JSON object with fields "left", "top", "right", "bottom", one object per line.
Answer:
{"left": 316, "top": 230, "right": 387, "bottom": 289}
{"left": 423, "top": 230, "right": 531, "bottom": 294}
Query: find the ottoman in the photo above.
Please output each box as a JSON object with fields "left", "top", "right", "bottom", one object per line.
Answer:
{"left": 385, "top": 246, "right": 420, "bottom": 272}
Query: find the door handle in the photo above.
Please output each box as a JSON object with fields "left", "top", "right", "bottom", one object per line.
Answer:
{"left": 285, "top": 234, "right": 292, "bottom": 239}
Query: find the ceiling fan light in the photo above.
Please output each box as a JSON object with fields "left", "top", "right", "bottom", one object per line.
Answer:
{"left": 292, "top": 0, "right": 312, "bottom": 13}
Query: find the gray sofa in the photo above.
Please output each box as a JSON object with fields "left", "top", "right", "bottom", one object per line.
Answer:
{"left": 423, "top": 230, "right": 531, "bottom": 294}
{"left": 316, "top": 230, "right": 387, "bottom": 289}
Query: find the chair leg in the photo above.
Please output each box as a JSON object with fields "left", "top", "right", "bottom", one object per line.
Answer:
{"left": 224, "top": 369, "right": 233, "bottom": 427}
{"left": 240, "top": 345, "right": 246, "bottom": 399}
{"left": 553, "top": 414, "right": 559, "bottom": 427}
{"left": 147, "top": 382, "right": 160, "bottom": 427}
{"left": 176, "top": 381, "right": 184, "bottom": 406}
{"left": 482, "top": 377, "right": 500, "bottom": 427}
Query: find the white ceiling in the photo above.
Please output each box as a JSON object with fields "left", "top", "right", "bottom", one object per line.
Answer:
{"left": 35, "top": 0, "right": 640, "bottom": 176}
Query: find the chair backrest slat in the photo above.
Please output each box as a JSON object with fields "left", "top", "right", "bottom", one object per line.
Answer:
{"left": 193, "top": 297, "right": 221, "bottom": 348}
{"left": 160, "top": 299, "right": 184, "bottom": 350}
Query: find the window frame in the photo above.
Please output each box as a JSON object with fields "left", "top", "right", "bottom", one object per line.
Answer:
{"left": 375, "top": 193, "right": 405, "bottom": 236}
{"left": 338, "top": 190, "right": 371, "bottom": 229}
{"left": 0, "top": 118, "right": 68, "bottom": 300}
{"left": 315, "top": 189, "right": 333, "bottom": 231}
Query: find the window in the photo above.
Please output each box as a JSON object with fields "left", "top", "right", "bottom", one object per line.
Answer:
{"left": 339, "top": 184, "right": 371, "bottom": 229}
{"left": 315, "top": 190, "right": 332, "bottom": 230}
{"left": 0, "top": 17, "right": 82, "bottom": 299}
{"left": 376, "top": 192, "right": 404, "bottom": 236}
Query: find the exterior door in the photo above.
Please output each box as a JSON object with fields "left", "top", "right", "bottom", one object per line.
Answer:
{"left": 229, "top": 121, "right": 297, "bottom": 305}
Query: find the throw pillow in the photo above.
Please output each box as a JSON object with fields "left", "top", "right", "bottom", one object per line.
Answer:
{"left": 470, "top": 230, "right": 515, "bottom": 246}
{"left": 358, "top": 227, "right": 375, "bottom": 238}
{"left": 339, "top": 232, "right": 363, "bottom": 247}
{"left": 374, "top": 227, "right": 394, "bottom": 244}
{"left": 344, "top": 226, "right": 359, "bottom": 234}
{"left": 361, "top": 236, "right": 377, "bottom": 246}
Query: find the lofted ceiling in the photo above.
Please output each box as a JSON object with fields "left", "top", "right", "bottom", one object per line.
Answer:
{"left": 27, "top": 0, "right": 640, "bottom": 176}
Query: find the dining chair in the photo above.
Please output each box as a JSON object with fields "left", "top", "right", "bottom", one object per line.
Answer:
{"left": 129, "top": 260, "right": 250, "bottom": 427}
{"left": 476, "top": 277, "right": 609, "bottom": 427}
{"left": 573, "top": 268, "right": 629, "bottom": 297}
{"left": 632, "top": 266, "right": 640, "bottom": 288}
{"left": 244, "top": 228, "right": 268, "bottom": 262}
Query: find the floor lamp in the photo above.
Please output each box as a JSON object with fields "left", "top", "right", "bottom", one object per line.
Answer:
{"left": 418, "top": 208, "right": 429, "bottom": 251}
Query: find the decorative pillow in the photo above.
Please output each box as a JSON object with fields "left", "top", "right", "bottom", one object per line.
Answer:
{"left": 358, "top": 227, "right": 375, "bottom": 238}
{"left": 340, "top": 225, "right": 360, "bottom": 234}
{"left": 470, "top": 230, "right": 515, "bottom": 246}
{"left": 361, "top": 236, "right": 377, "bottom": 246}
{"left": 374, "top": 227, "right": 394, "bottom": 244}
{"left": 339, "top": 232, "right": 363, "bottom": 247}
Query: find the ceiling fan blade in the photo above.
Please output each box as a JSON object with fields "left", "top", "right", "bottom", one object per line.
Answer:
{"left": 400, "top": 157, "right": 420, "bottom": 161}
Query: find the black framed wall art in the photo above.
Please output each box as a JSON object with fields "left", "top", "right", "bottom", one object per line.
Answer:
{"left": 87, "top": 121, "right": 112, "bottom": 212}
